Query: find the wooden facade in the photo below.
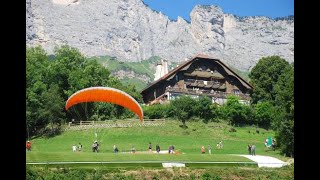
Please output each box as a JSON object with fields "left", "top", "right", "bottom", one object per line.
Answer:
{"left": 141, "top": 55, "right": 253, "bottom": 105}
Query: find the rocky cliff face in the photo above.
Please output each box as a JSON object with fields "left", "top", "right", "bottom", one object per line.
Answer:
{"left": 26, "top": 0, "right": 293, "bottom": 71}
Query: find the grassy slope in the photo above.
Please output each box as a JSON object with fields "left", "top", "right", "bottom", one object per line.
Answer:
{"left": 27, "top": 121, "right": 285, "bottom": 163}
{"left": 90, "top": 56, "right": 161, "bottom": 91}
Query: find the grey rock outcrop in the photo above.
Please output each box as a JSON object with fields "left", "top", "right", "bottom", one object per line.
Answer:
{"left": 26, "top": 0, "right": 293, "bottom": 71}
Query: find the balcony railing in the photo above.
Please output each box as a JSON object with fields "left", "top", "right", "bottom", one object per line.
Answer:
{"left": 166, "top": 87, "right": 250, "bottom": 100}
{"left": 184, "top": 79, "right": 225, "bottom": 89}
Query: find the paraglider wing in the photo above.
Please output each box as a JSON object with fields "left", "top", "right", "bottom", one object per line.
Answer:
{"left": 65, "top": 87, "right": 143, "bottom": 122}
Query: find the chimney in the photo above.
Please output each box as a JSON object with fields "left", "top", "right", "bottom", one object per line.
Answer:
{"left": 154, "top": 59, "right": 169, "bottom": 81}
{"left": 154, "top": 61, "right": 162, "bottom": 81}
{"left": 163, "top": 59, "right": 168, "bottom": 74}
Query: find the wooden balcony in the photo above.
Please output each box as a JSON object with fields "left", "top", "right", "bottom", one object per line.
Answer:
{"left": 184, "top": 79, "right": 225, "bottom": 89}
{"left": 165, "top": 87, "right": 250, "bottom": 100}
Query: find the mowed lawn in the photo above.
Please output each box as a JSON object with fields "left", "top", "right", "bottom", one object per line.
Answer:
{"left": 27, "top": 120, "right": 284, "bottom": 162}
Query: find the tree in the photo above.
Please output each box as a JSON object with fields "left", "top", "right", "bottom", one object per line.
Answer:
{"left": 38, "top": 84, "right": 65, "bottom": 136}
{"left": 221, "top": 96, "right": 251, "bottom": 126}
{"left": 249, "top": 56, "right": 294, "bottom": 157}
{"left": 210, "top": 103, "right": 221, "bottom": 122}
{"left": 254, "top": 101, "right": 275, "bottom": 129}
{"left": 26, "top": 47, "right": 49, "bottom": 137}
{"left": 194, "top": 96, "right": 213, "bottom": 123}
{"left": 274, "top": 64, "right": 294, "bottom": 120}
{"left": 275, "top": 120, "right": 294, "bottom": 157}
{"left": 273, "top": 65, "right": 294, "bottom": 157}
{"left": 48, "top": 45, "right": 87, "bottom": 100}
{"left": 142, "top": 104, "right": 167, "bottom": 119}
{"left": 249, "top": 56, "right": 290, "bottom": 104}
{"left": 170, "top": 95, "right": 196, "bottom": 128}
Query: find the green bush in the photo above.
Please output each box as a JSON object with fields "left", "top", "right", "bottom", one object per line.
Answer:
{"left": 142, "top": 104, "right": 170, "bottom": 119}
{"left": 201, "top": 173, "right": 221, "bottom": 180}
{"left": 112, "top": 174, "right": 135, "bottom": 180}
{"left": 26, "top": 167, "right": 40, "bottom": 180}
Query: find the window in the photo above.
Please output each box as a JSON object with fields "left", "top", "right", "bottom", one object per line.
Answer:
{"left": 233, "top": 89, "right": 240, "bottom": 95}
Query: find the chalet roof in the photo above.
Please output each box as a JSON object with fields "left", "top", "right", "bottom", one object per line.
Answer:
{"left": 141, "top": 54, "right": 253, "bottom": 93}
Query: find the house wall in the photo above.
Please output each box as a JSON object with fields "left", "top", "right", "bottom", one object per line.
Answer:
{"left": 142, "top": 58, "right": 252, "bottom": 104}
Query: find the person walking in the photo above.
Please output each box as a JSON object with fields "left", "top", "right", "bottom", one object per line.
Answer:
{"left": 156, "top": 144, "right": 160, "bottom": 153}
{"left": 208, "top": 145, "right": 212, "bottom": 154}
{"left": 201, "top": 146, "right": 205, "bottom": 154}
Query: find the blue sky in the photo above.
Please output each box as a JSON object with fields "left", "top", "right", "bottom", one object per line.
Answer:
{"left": 143, "top": 0, "right": 294, "bottom": 21}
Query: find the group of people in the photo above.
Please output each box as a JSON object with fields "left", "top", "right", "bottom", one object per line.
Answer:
{"left": 72, "top": 143, "right": 82, "bottom": 152}
{"left": 216, "top": 141, "right": 223, "bottom": 149}
{"left": 247, "top": 144, "right": 256, "bottom": 156}
{"left": 264, "top": 137, "right": 277, "bottom": 152}
{"left": 201, "top": 145, "right": 213, "bottom": 154}
{"left": 200, "top": 141, "right": 223, "bottom": 154}
{"left": 149, "top": 142, "right": 173, "bottom": 154}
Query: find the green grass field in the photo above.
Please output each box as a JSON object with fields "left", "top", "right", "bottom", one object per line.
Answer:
{"left": 27, "top": 120, "right": 286, "bottom": 164}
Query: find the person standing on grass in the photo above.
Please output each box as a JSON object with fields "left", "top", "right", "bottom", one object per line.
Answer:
{"left": 272, "top": 139, "right": 277, "bottom": 151}
{"left": 251, "top": 144, "right": 256, "bottom": 156}
{"left": 72, "top": 144, "right": 77, "bottom": 152}
{"left": 208, "top": 145, "right": 212, "bottom": 154}
{"left": 156, "top": 144, "right": 160, "bottom": 153}
{"left": 78, "top": 143, "right": 82, "bottom": 151}
{"left": 113, "top": 145, "right": 117, "bottom": 153}
{"left": 219, "top": 141, "right": 223, "bottom": 149}
{"left": 248, "top": 144, "right": 252, "bottom": 155}
{"left": 131, "top": 146, "right": 136, "bottom": 153}
{"left": 201, "top": 146, "right": 205, "bottom": 154}
{"left": 148, "top": 142, "right": 152, "bottom": 152}
{"left": 26, "top": 141, "right": 32, "bottom": 151}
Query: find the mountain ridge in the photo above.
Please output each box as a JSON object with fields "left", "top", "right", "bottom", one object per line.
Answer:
{"left": 26, "top": 0, "right": 293, "bottom": 71}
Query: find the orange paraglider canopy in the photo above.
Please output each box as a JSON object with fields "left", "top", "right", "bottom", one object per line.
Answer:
{"left": 65, "top": 87, "right": 143, "bottom": 122}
